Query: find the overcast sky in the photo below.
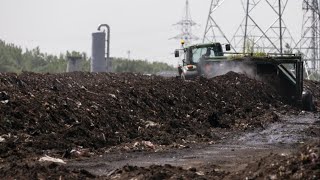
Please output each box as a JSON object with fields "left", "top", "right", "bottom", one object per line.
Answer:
{"left": 0, "top": 0, "right": 302, "bottom": 66}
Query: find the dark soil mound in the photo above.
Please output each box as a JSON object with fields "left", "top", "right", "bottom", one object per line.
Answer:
{"left": 0, "top": 71, "right": 302, "bottom": 179}
{"left": 108, "top": 164, "right": 227, "bottom": 180}
{"left": 0, "top": 72, "right": 287, "bottom": 160}
{"left": 0, "top": 161, "right": 97, "bottom": 180}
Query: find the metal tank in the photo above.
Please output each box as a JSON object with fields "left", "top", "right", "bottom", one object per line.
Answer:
{"left": 67, "top": 56, "right": 82, "bottom": 72}
{"left": 91, "top": 24, "right": 110, "bottom": 72}
{"left": 91, "top": 32, "right": 106, "bottom": 72}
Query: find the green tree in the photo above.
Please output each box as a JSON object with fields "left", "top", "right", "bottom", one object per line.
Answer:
{"left": 0, "top": 39, "right": 175, "bottom": 74}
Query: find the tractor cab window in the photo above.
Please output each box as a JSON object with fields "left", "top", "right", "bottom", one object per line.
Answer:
{"left": 191, "top": 46, "right": 223, "bottom": 63}
{"left": 191, "top": 48, "right": 204, "bottom": 63}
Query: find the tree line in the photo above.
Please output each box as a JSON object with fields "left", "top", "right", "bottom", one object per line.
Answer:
{"left": 0, "top": 40, "right": 175, "bottom": 74}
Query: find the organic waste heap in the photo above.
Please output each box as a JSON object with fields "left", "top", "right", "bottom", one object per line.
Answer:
{"left": 1, "top": 71, "right": 318, "bottom": 179}
{"left": 0, "top": 72, "right": 289, "bottom": 158}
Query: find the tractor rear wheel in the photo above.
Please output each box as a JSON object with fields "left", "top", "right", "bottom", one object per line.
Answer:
{"left": 302, "top": 90, "right": 316, "bottom": 111}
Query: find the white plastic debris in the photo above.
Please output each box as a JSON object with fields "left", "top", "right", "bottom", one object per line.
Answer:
{"left": 0, "top": 136, "right": 5, "bottom": 143}
{"left": 145, "top": 120, "right": 159, "bottom": 128}
{"left": 268, "top": 174, "right": 277, "bottom": 180}
{"left": 196, "top": 171, "right": 205, "bottom": 176}
{"left": 39, "top": 155, "right": 66, "bottom": 164}
{"left": 76, "top": 101, "right": 82, "bottom": 108}
{"left": 142, "top": 141, "right": 155, "bottom": 149}
{"left": 133, "top": 142, "right": 140, "bottom": 147}
{"left": 1, "top": 100, "right": 9, "bottom": 104}
{"left": 80, "top": 85, "right": 88, "bottom": 90}
{"left": 133, "top": 141, "right": 155, "bottom": 149}
{"left": 109, "top": 94, "right": 117, "bottom": 99}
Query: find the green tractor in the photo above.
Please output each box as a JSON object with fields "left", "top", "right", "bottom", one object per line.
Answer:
{"left": 174, "top": 42, "right": 315, "bottom": 111}
{"left": 175, "top": 42, "right": 230, "bottom": 80}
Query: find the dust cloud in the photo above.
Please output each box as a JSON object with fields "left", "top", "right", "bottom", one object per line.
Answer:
{"left": 203, "top": 61, "right": 258, "bottom": 79}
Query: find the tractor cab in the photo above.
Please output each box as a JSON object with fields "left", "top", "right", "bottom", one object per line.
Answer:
{"left": 175, "top": 42, "right": 230, "bottom": 80}
{"left": 175, "top": 43, "right": 229, "bottom": 66}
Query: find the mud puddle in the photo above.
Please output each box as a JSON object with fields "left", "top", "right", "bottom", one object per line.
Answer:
{"left": 67, "top": 113, "right": 319, "bottom": 176}
{"left": 237, "top": 112, "right": 319, "bottom": 145}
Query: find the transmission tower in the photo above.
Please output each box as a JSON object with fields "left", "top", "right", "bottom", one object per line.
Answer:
{"left": 171, "top": 0, "right": 199, "bottom": 46}
{"left": 202, "top": 0, "right": 234, "bottom": 50}
{"left": 203, "top": 0, "right": 296, "bottom": 54}
{"left": 299, "top": 0, "right": 320, "bottom": 78}
{"left": 235, "top": 0, "right": 297, "bottom": 54}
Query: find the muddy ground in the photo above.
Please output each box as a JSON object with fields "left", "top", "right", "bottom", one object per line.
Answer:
{"left": 0, "top": 72, "right": 319, "bottom": 179}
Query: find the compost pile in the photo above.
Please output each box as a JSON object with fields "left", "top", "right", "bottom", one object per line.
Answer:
{"left": 0, "top": 72, "right": 285, "bottom": 155}
{"left": 0, "top": 161, "right": 96, "bottom": 179}
{"left": 0, "top": 71, "right": 294, "bottom": 178}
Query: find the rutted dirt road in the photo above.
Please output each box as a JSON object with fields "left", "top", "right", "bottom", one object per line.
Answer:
{"left": 67, "top": 113, "right": 319, "bottom": 177}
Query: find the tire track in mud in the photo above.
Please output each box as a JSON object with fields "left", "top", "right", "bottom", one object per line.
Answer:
{"left": 67, "top": 113, "right": 320, "bottom": 176}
